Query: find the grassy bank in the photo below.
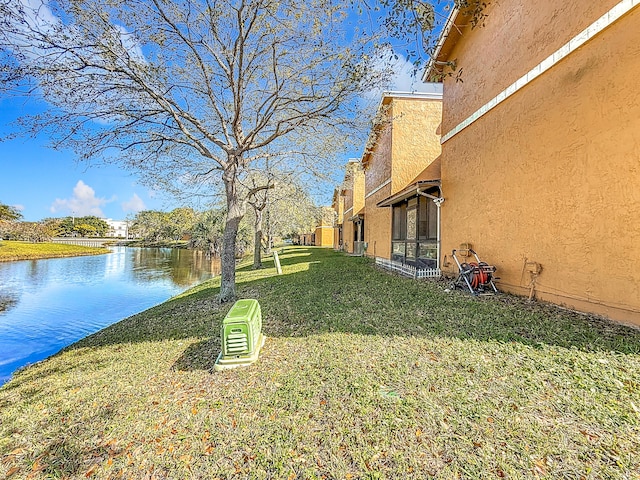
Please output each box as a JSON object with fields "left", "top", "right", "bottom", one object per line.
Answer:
{"left": 0, "top": 241, "right": 108, "bottom": 262}
{"left": 1, "top": 247, "right": 639, "bottom": 479}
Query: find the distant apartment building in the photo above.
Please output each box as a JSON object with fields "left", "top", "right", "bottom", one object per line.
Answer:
{"left": 105, "top": 219, "right": 129, "bottom": 238}
{"left": 337, "top": 159, "right": 365, "bottom": 255}
{"left": 332, "top": 188, "right": 345, "bottom": 250}
{"left": 295, "top": 207, "right": 335, "bottom": 247}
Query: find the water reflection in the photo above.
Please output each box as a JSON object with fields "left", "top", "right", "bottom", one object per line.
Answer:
{"left": 26, "top": 260, "right": 49, "bottom": 288}
{"left": 0, "top": 247, "right": 219, "bottom": 385}
{"left": 0, "top": 292, "right": 18, "bottom": 313}
{"left": 128, "top": 248, "right": 220, "bottom": 286}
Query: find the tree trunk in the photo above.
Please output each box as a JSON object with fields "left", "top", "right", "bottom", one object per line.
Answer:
{"left": 265, "top": 210, "right": 272, "bottom": 254}
{"left": 253, "top": 208, "right": 263, "bottom": 269}
{"left": 219, "top": 163, "right": 244, "bottom": 303}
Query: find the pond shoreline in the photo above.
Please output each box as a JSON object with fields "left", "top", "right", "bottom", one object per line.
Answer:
{"left": 0, "top": 241, "right": 109, "bottom": 262}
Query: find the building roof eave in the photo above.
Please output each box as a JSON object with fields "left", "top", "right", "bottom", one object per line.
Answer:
{"left": 348, "top": 213, "right": 365, "bottom": 222}
{"left": 422, "top": 6, "right": 461, "bottom": 82}
{"left": 376, "top": 180, "right": 441, "bottom": 207}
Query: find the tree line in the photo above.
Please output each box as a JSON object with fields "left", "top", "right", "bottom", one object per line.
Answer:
{"left": 1, "top": 184, "right": 320, "bottom": 268}
{"left": 131, "top": 183, "right": 319, "bottom": 265}
{"left": 0, "top": 206, "right": 110, "bottom": 241}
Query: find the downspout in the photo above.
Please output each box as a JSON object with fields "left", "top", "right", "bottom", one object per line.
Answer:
{"left": 417, "top": 189, "right": 445, "bottom": 272}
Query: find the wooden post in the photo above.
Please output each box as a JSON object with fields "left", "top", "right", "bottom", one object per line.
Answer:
{"left": 273, "top": 251, "right": 282, "bottom": 275}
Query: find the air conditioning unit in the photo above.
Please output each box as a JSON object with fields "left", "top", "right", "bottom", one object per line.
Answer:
{"left": 214, "top": 299, "right": 265, "bottom": 371}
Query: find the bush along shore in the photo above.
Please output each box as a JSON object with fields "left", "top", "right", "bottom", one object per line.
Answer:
{"left": 1, "top": 246, "right": 639, "bottom": 479}
{"left": 0, "top": 241, "right": 109, "bottom": 262}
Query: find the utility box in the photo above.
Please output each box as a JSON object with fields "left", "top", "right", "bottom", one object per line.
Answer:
{"left": 214, "top": 299, "right": 265, "bottom": 371}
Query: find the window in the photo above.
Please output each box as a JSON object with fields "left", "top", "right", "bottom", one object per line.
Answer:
{"left": 392, "top": 241, "right": 405, "bottom": 263}
{"left": 417, "top": 242, "right": 437, "bottom": 268}
{"left": 428, "top": 198, "right": 438, "bottom": 239}
{"left": 391, "top": 191, "right": 439, "bottom": 267}
{"left": 406, "top": 242, "right": 416, "bottom": 260}
{"left": 418, "top": 196, "right": 429, "bottom": 239}
{"left": 392, "top": 203, "right": 406, "bottom": 240}
{"left": 417, "top": 196, "right": 438, "bottom": 240}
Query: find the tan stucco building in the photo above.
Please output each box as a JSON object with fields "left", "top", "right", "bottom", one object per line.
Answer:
{"left": 331, "top": 188, "right": 345, "bottom": 250}
{"left": 426, "top": 0, "right": 640, "bottom": 325}
{"left": 337, "top": 160, "right": 365, "bottom": 255}
{"left": 314, "top": 207, "right": 335, "bottom": 247}
{"left": 363, "top": 91, "right": 443, "bottom": 266}
{"left": 297, "top": 207, "right": 335, "bottom": 248}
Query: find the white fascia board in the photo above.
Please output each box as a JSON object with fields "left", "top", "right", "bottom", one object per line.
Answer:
{"left": 422, "top": 6, "right": 461, "bottom": 82}
{"left": 441, "top": 0, "right": 639, "bottom": 143}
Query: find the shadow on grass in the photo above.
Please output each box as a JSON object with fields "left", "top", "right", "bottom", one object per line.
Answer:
{"left": 68, "top": 246, "right": 640, "bottom": 374}
{"left": 172, "top": 337, "right": 220, "bottom": 372}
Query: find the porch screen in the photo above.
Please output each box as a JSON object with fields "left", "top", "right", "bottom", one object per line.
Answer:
{"left": 391, "top": 195, "right": 437, "bottom": 268}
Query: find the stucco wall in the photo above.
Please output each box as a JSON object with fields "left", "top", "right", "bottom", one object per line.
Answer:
{"left": 364, "top": 124, "right": 392, "bottom": 194}
{"left": 332, "top": 194, "right": 344, "bottom": 250}
{"left": 343, "top": 188, "right": 354, "bottom": 216}
{"left": 342, "top": 217, "right": 355, "bottom": 254}
{"left": 352, "top": 167, "right": 366, "bottom": 216}
{"left": 364, "top": 185, "right": 392, "bottom": 260}
{"left": 361, "top": 96, "right": 442, "bottom": 260}
{"left": 391, "top": 98, "right": 443, "bottom": 194}
{"left": 441, "top": 0, "right": 622, "bottom": 133}
{"left": 332, "top": 193, "right": 344, "bottom": 223}
{"left": 342, "top": 163, "right": 365, "bottom": 254}
{"left": 362, "top": 112, "right": 393, "bottom": 259}
{"left": 342, "top": 192, "right": 355, "bottom": 254}
{"left": 314, "top": 227, "right": 334, "bottom": 247}
{"left": 440, "top": 1, "right": 640, "bottom": 324}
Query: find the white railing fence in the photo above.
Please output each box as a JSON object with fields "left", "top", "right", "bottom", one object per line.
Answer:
{"left": 375, "top": 257, "right": 441, "bottom": 279}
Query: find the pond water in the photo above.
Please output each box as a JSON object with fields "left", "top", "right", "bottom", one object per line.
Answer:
{"left": 0, "top": 247, "right": 220, "bottom": 386}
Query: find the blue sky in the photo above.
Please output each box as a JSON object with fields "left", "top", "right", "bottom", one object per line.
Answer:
{"left": 0, "top": 95, "right": 171, "bottom": 222}
{"left": 0, "top": 2, "right": 445, "bottom": 223}
{"left": 0, "top": 65, "right": 435, "bottom": 223}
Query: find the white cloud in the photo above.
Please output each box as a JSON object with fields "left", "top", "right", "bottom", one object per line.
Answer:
{"left": 50, "top": 180, "right": 108, "bottom": 217}
{"left": 121, "top": 193, "right": 146, "bottom": 213}
{"left": 389, "top": 54, "right": 439, "bottom": 93}
{"left": 388, "top": 55, "right": 421, "bottom": 91}
{"left": 13, "top": 1, "right": 144, "bottom": 61}
{"left": 365, "top": 48, "right": 443, "bottom": 99}
{"left": 16, "top": 0, "right": 60, "bottom": 32}
{"left": 114, "top": 24, "right": 146, "bottom": 64}
{"left": 8, "top": 0, "right": 148, "bottom": 125}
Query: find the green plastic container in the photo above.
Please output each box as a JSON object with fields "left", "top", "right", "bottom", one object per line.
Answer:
{"left": 214, "top": 299, "right": 265, "bottom": 371}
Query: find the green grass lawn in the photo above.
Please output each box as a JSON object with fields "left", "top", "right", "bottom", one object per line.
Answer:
{"left": 1, "top": 247, "right": 639, "bottom": 479}
{"left": 0, "top": 241, "right": 108, "bottom": 262}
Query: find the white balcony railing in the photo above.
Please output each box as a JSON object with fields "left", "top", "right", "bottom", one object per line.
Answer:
{"left": 375, "top": 257, "right": 441, "bottom": 279}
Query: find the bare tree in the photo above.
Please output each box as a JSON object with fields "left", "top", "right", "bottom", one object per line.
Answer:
{"left": 0, "top": 0, "right": 386, "bottom": 301}
{"left": 243, "top": 154, "right": 314, "bottom": 269}
{"left": 246, "top": 175, "right": 274, "bottom": 270}
{"left": 264, "top": 183, "right": 319, "bottom": 247}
